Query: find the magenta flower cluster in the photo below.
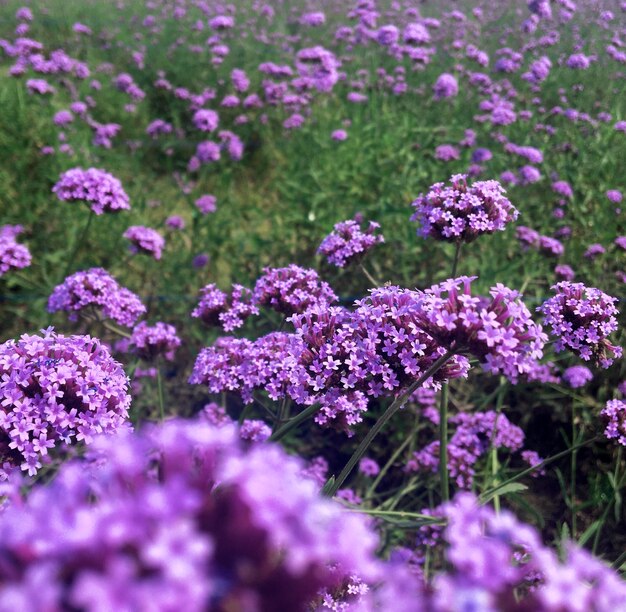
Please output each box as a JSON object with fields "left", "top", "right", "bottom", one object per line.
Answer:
{"left": 129, "top": 321, "right": 181, "bottom": 361}
{"left": 123, "top": 226, "right": 165, "bottom": 260}
{"left": 52, "top": 167, "right": 130, "bottom": 214}
{"left": 317, "top": 219, "right": 384, "bottom": 268}
{"left": 47, "top": 267, "right": 145, "bottom": 326}
{"left": 410, "top": 174, "right": 519, "bottom": 243}
{"left": 0, "top": 225, "right": 31, "bottom": 277}
{"left": 0, "top": 328, "right": 130, "bottom": 477}
{"left": 601, "top": 399, "right": 626, "bottom": 446}
{"left": 538, "top": 282, "right": 622, "bottom": 367}
{"left": 191, "top": 283, "right": 258, "bottom": 331}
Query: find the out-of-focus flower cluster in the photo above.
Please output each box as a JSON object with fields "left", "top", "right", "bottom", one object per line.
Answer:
{"left": 318, "top": 218, "right": 384, "bottom": 268}
{"left": 0, "top": 225, "right": 31, "bottom": 277}
{"left": 129, "top": 321, "right": 181, "bottom": 361}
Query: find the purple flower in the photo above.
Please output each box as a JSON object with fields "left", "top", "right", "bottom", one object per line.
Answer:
{"left": 435, "top": 144, "right": 460, "bottom": 161}
{"left": 0, "top": 225, "right": 31, "bottom": 277}
{"left": 538, "top": 282, "right": 622, "bottom": 367}
{"left": 411, "top": 174, "right": 519, "bottom": 243}
{"left": 433, "top": 73, "right": 458, "bottom": 99}
{"left": 254, "top": 265, "right": 337, "bottom": 316}
{"left": 0, "top": 328, "right": 130, "bottom": 476}
{"left": 123, "top": 226, "right": 165, "bottom": 260}
{"left": 606, "top": 190, "right": 623, "bottom": 203}
{"left": 165, "top": 215, "right": 185, "bottom": 230}
{"left": 555, "top": 264, "right": 575, "bottom": 281}
{"left": 601, "top": 399, "right": 626, "bottom": 446}
{"left": 48, "top": 268, "right": 145, "bottom": 326}
{"left": 53, "top": 110, "right": 74, "bottom": 126}
{"left": 193, "top": 109, "right": 219, "bottom": 132}
{"left": 359, "top": 457, "right": 380, "bottom": 477}
{"left": 129, "top": 322, "right": 181, "bottom": 361}
{"left": 331, "top": 129, "right": 348, "bottom": 141}
{"left": 239, "top": 419, "right": 271, "bottom": 442}
{"left": 53, "top": 168, "right": 130, "bottom": 215}
{"left": 318, "top": 219, "right": 384, "bottom": 268}
{"left": 195, "top": 194, "right": 217, "bottom": 214}
{"left": 584, "top": 243, "right": 606, "bottom": 259}
{"left": 191, "top": 283, "right": 259, "bottom": 331}
{"left": 562, "top": 365, "right": 593, "bottom": 388}
{"left": 295, "top": 46, "right": 340, "bottom": 92}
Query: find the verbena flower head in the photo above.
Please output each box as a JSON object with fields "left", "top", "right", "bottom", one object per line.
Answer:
{"left": 318, "top": 219, "right": 384, "bottom": 268}
{"left": 0, "top": 418, "right": 380, "bottom": 608}
{"left": 538, "top": 282, "right": 622, "bottom": 367}
{"left": 433, "top": 73, "right": 459, "bottom": 99}
{"left": 123, "top": 226, "right": 165, "bottom": 260}
{"left": 562, "top": 365, "right": 593, "bottom": 388}
{"left": 415, "top": 276, "right": 547, "bottom": 382}
{"left": 52, "top": 167, "right": 130, "bottom": 215}
{"left": 254, "top": 265, "right": 337, "bottom": 316}
{"left": 0, "top": 225, "right": 31, "bottom": 277}
{"left": 601, "top": 399, "right": 626, "bottom": 446}
{"left": 129, "top": 322, "right": 181, "bottom": 361}
{"left": 0, "top": 328, "right": 130, "bottom": 477}
{"left": 191, "top": 283, "right": 259, "bottom": 331}
{"left": 48, "top": 267, "right": 145, "bottom": 326}
{"left": 410, "top": 174, "right": 518, "bottom": 243}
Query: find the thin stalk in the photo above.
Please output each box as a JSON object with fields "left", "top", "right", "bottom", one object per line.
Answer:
{"left": 480, "top": 436, "right": 601, "bottom": 503}
{"left": 325, "top": 350, "right": 456, "bottom": 498}
{"left": 439, "top": 384, "right": 450, "bottom": 503}
{"left": 156, "top": 367, "right": 165, "bottom": 421}
{"left": 451, "top": 242, "right": 462, "bottom": 278}
{"left": 269, "top": 403, "right": 320, "bottom": 441}
{"left": 360, "top": 263, "right": 380, "bottom": 287}
{"left": 60, "top": 208, "right": 94, "bottom": 283}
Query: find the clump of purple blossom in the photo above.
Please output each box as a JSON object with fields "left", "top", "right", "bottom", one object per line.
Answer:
{"left": 52, "top": 168, "right": 130, "bottom": 215}
{"left": 0, "top": 328, "right": 130, "bottom": 477}
{"left": 47, "top": 268, "right": 145, "bottom": 326}
{"left": 318, "top": 219, "right": 384, "bottom": 268}
{"left": 538, "top": 282, "right": 622, "bottom": 367}
{"left": 601, "top": 399, "right": 626, "bottom": 446}
{"left": 129, "top": 322, "right": 181, "bottom": 361}
{"left": 191, "top": 283, "right": 259, "bottom": 331}
{"left": 411, "top": 175, "right": 518, "bottom": 243}
{"left": 0, "top": 225, "right": 31, "bottom": 277}
{"left": 123, "top": 226, "right": 165, "bottom": 260}
{"left": 562, "top": 365, "right": 593, "bottom": 388}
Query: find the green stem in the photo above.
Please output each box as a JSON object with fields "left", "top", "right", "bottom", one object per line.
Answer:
{"left": 325, "top": 350, "right": 456, "bottom": 498}
{"left": 451, "top": 241, "right": 462, "bottom": 278}
{"left": 571, "top": 398, "right": 578, "bottom": 536}
{"left": 156, "top": 367, "right": 165, "bottom": 421}
{"left": 360, "top": 263, "right": 380, "bottom": 287}
{"left": 60, "top": 208, "right": 94, "bottom": 282}
{"left": 269, "top": 402, "right": 320, "bottom": 441}
{"left": 439, "top": 384, "right": 450, "bottom": 503}
{"left": 480, "top": 436, "right": 601, "bottom": 503}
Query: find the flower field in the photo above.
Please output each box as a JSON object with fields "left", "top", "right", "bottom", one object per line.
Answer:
{"left": 1, "top": 0, "right": 626, "bottom": 609}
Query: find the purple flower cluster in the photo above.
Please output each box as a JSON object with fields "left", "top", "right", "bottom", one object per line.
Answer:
{"left": 433, "top": 73, "right": 459, "bottom": 99}
{"left": 253, "top": 265, "right": 337, "bottom": 316}
{"left": 318, "top": 219, "right": 384, "bottom": 268}
{"left": 411, "top": 174, "right": 519, "bottom": 243}
{"left": 562, "top": 365, "right": 593, "bottom": 388}
{"left": 0, "top": 328, "right": 130, "bottom": 477}
{"left": 0, "top": 225, "right": 31, "bottom": 277}
{"left": 516, "top": 226, "right": 565, "bottom": 257}
{"left": 47, "top": 268, "right": 145, "bottom": 326}
{"left": 129, "top": 322, "right": 181, "bottom": 361}
{"left": 601, "top": 399, "right": 626, "bottom": 446}
{"left": 191, "top": 283, "right": 258, "bottom": 331}
{"left": 538, "top": 282, "right": 622, "bottom": 367}
{"left": 407, "top": 410, "right": 527, "bottom": 488}
{"left": 123, "top": 225, "right": 165, "bottom": 260}
{"left": 415, "top": 277, "right": 547, "bottom": 382}
{"left": 52, "top": 167, "right": 130, "bottom": 214}
{"left": 0, "top": 418, "right": 379, "bottom": 609}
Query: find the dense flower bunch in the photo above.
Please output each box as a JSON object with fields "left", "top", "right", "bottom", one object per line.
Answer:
{"left": 47, "top": 267, "right": 145, "bottom": 326}
{"left": 52, "top": 167, "right": 130, "bottom": 214}
{"left": 0, "top": 225, "right": 31, "bottom": 277}
{"left": 290, "top": 287, "right": 470, "bottom": 431}
{"left": 407, "top": 410, "right": 527, "bottom": 488}
{"left": 189, "top": 332, "right": 303, "bottom": 404}
{"left": 601, "top": 399, "right": 626, "bottom": 446}
{"left": 317, "top": 219, "right": 384, "bottom": 268}
{"left": 433, "top": 73, "right": 458, "bottom": 99}
{"left": 0, "top": 419, "right": 380, "bottom": 609}
{"left": 538, "top": 282, "right": 622, "bottom": 367}
{"left": 562, "top": 365, "right": 593, "bottom": 388}
{"left": 410, "top": 174, "right": 519, "bottom": 243}
{"left": 253, "top": 265, "right": 337, "bottom": 316}
{"left": 295, "top": 46, "right": 340, "bottom": 92}
{"left": 123, "top": 226, "right": 165, "bottom": 260}
{"left": 0, "top": 328, "right": 130, "bottom": 477}
{"left": 414, "top": 276, "right": 547, "bottom": 382}
{"left": 129, "top": 321, "right": 181, "bottom": 361}
{"left": 191, "top": 283, "right": 258, "bottom": 331}
{"left": 516, "top": 227, "right": 564, "bottom": 257}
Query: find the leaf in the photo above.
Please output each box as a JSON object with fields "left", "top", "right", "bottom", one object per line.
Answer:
{"left": 480, "top": 482, "right": 528, "bottom": 503}
{"left": 577, "top": 520, "right": 601, "bottom": 547}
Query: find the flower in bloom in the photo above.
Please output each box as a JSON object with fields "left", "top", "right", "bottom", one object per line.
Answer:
{"left": 584, "top": 243, "right": 606, "bottom": 259}
{"left": 52, "top": 168, "right": 130, "bottom": 215}
{"left": 165, "top": 215, "right": 185, "bottom": 230}
{"left": 555, "top": 264, "right": 575, "bottom": 281}
{"left": 359, "top": 457, "right": 380, "bottom": 477}
{"left": 191, "top": 283, "right": 259, "bottom": 331}
{"left": 195, "top": 194, "right": 217, "bottom": 214}
{"left": 254, "top": 265, "right": 337, "bottom": 316}
{"left": 538, "top": 282, "right": 622, "bottom": 367}
{"left": 415, "top": 276, "right": 547, "bottom": 383}
{"left": 295, "top": 46, "right": 340, "bottom": 92}
{"left": 48, "top": 268, "right": 145, "bottom": 326}
{"left": 434, "top": 145, "right": 460, "bottom": 161}
{"left": 129, "top": 322, "right": 181, "bottom": 361}
{"left": 192, "top": 109, "right": 219, "bottom": 132}
{"left": 411, "top": 174, "right": 519, "bottom": 243}
{"left": 0, "top": 328, "right": 130, "bottom": 476}
{"left": 0, "top": 418, "right": 380, "bottom": 608}
{"left": 318, "top": 219, "right": 384, "bottom": 268}
{"left": 433, "top": 73, "right": 458, "bottom": 99}
{"left": 0, "top": 225, "right": 31, "bottom": 277}
{"left": 239, "top": 419, "right": 271, "bottom": 442}
{"left": 601, "top": 399, "right": 626, "bottom": 446}
{"left": 562, "top": 365, "right": 593, "bottom": 388}
{"left": 331, "top": 129, "right": 348, "bottom": 141}
{"left": 606, "top": 190, "right": 623, "bottom": 203}
{"left": 123, "top": 226, "right": 165, "bottom": 260}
